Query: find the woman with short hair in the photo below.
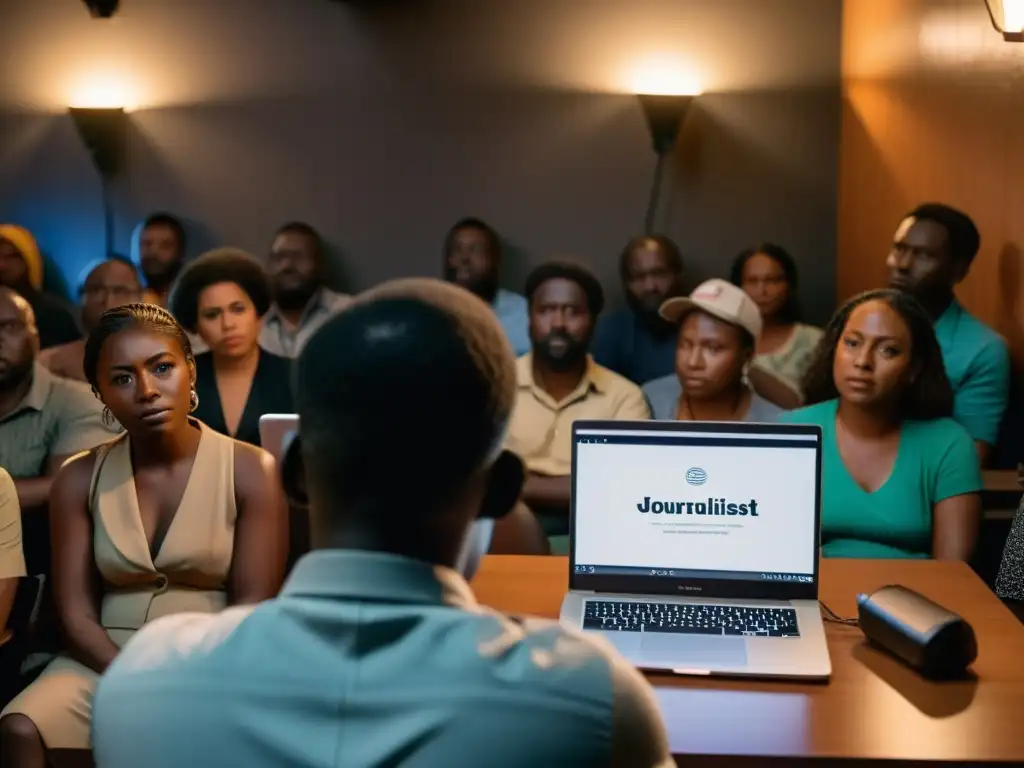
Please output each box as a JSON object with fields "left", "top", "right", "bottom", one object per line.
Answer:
{"left": 169, "top": 248, "right": 293, "bottom": 446}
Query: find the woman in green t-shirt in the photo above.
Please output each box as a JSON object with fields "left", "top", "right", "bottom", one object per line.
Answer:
{"left": 780, "top": 289, "right": 982, "bottom": 559}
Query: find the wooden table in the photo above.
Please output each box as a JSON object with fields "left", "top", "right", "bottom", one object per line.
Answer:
{"left": 984, "top": 469, "right": 1020, "bottom": 494}
{"left": 473, "top": 556, "right": 1024, "bottom": 765}
{"left": 982, "top": 470, "right": 1020, "bottom": 522}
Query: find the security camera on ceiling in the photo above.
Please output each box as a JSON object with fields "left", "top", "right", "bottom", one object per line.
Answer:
{"left": 83, "top": 0, "right": 120, "bottom": 18}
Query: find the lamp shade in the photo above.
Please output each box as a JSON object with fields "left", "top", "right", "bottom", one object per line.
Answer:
{"left": 69, "top": 107, "right": 127, "bottom": 177}
{"left": 637, "top": 94, "right": 694, "bottom": 155}
{"left": 985, "top": 0, "right": 1024, "bottom": 41}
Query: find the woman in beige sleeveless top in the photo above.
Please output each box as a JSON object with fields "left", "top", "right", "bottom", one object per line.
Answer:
{"left": 0, "top": 304, "right": 288, "bottom": 767}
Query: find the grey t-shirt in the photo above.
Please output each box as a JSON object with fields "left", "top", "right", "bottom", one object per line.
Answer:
{"left": 642, "top": 373, "right": 784, "bottom": 422}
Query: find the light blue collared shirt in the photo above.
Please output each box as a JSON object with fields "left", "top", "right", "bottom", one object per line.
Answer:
{"left": 493, "top": 288, "right": 531, "bottom": 356}
{"left": 92, "top": 550, "right": 671, "bottom": 768}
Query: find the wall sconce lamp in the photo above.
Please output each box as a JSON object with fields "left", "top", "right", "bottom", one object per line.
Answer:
{"left": 637, "top": 94, "right": 694, "bottom": 234}
{"left": 984, "top": 0, "right": 1024, "bottom": 42}
{"left": 69, "top": 107, "right": 127, "bottom": 258}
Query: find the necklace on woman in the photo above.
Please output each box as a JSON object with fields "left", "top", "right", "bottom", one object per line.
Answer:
{"left": 676, "top": 388, "right": 751, "bottom": 421}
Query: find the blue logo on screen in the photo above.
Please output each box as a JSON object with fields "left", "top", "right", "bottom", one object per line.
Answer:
{"left": 685, "top": 467, "right": 707, "bottom": 486}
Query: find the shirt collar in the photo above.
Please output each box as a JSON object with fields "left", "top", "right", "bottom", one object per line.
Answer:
{"left": 21, "top": 363, "right": 55, "bottom": 413}
{"left": 281, "top": 549, "right": 478, "bottom": 610}
{"left": 265, "top": 287, "right": 333, "bottom": 327}
{"left": 516, "top": 353, "right": 608, "bottom": 396}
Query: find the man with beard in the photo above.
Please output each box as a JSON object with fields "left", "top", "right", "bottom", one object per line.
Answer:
{"left": 592, "top": 235, "right": 685, "bottom": 385}
{"left": 506, "top": 262, "right": 648, "bottom": 543}
{"left": 0, "top": 288, "right": 115, "bottom": 575}
{"left": 0, "top": 225, "right": 81, "bottom": 350}
{"left": 137, "top": 213, "right": 187, "bottom": 307}
{"left": 443, "top": 218, "right": 530, "bottom": 355}
{"left": 886, "top": 203, "right": 1009, "bottom": 465}
{"left": 260, "top": 222, "right": 351, "bottom": 358}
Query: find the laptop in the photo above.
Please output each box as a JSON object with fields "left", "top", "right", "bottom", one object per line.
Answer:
{"left": 559, "top": 419, "right": 831, "bottom": 680}
{"left": 259, "top": 414, "right": 298, "bottom": 465}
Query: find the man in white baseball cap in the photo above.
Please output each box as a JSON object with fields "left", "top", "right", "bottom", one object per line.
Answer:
{"left": 642, "top": 278, "right": 796, "bottom": 421}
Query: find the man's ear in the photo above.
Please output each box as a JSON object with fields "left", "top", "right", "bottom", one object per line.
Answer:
{"left": 478, "top": 450, "right": 524, "bottom": 521}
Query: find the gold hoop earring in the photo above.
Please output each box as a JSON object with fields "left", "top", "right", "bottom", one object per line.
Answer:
{"left": 189, "top": 389, "right": 200, "bottom": 413}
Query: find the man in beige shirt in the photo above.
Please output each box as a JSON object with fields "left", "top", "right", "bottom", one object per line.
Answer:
{"left": 507, "top": 262, "right": 649, "bottom": 536}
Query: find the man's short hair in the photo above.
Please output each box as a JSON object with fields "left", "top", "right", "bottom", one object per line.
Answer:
{"left": 907, "top": 203, "right": 981, "bottom": 266}
{"left": 77, "top": 256, "right": 141, "bottom": 296}
{"left": 296, "top": 278, "right": 516, "bottom": 514}
{"left": 524, "top": 260, "right": 604, "bottom": 316}
{"left": 275, "top": 221, "right": 324, "bottom": 256}
{"left": 618, "top": 235, "right": 683, "bottom": 281}
{"left": 443, "top": 217, "right": 502, "bottom": 260}
{"left": 141, "top": 212, "right": 186, "bottom": 254}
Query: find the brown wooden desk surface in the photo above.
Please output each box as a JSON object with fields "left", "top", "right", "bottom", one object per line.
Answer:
{"left": 984, "top": 469, "right": 1020, "bottom": 494}
{"left": 473, "top": 556, "right": 1024, "bottom": 764}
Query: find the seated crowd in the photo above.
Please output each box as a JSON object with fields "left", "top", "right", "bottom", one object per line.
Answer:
{"left": 0, "top": 201, "right": 1018, "bottom": 766}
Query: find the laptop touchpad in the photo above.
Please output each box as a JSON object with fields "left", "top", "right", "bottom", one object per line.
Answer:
{"left": 641, "top": 634, "right": 748, "bottom": 668}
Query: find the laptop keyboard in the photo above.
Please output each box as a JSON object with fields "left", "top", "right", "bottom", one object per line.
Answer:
{"left": 583, "top": 600, "right": 800, "bottom": 637}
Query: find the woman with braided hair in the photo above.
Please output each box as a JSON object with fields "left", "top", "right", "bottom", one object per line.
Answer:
{"left": 0, "top": 302, "right": 287, "bottom": 766}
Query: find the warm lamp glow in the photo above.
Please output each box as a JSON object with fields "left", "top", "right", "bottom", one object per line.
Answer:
{"left": 1006, "top": 0, "right": 1024, "bottom": 32}
{"left": 67, "top": 70, "right": 138, "bottom": 110}
{"left": 622, "top": 54, "right": 703, "bottom": 96}
{"left": 986, "top": 0, "right": 1024, "bottom": 40}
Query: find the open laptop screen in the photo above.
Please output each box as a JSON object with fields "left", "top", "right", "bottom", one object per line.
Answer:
{"left": 571, "top": 421, "right": 820, "bottom": 592}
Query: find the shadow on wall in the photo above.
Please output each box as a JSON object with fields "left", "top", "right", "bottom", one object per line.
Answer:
{"left": 125, "top": 117, "right": 220, "bottom": 261}
{"left": 501, "top": 240, "right": 531, "bottom": 296}
{"left": 656, "top": 86, "right": 841, "bottom": 326}
{"left": 41, "top": 254, "right": 73, "bottom": 301}
{"left": 321, "top": 238, "right": 354, "bottom": 294}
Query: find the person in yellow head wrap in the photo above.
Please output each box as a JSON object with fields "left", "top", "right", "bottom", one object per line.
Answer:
{"left": 0, "top": 225, "right": 81, "bottom": 349}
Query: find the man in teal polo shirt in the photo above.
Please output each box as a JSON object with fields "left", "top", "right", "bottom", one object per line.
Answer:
{"left": 887, "top": 202, "right": 1010, "bottom": 465}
